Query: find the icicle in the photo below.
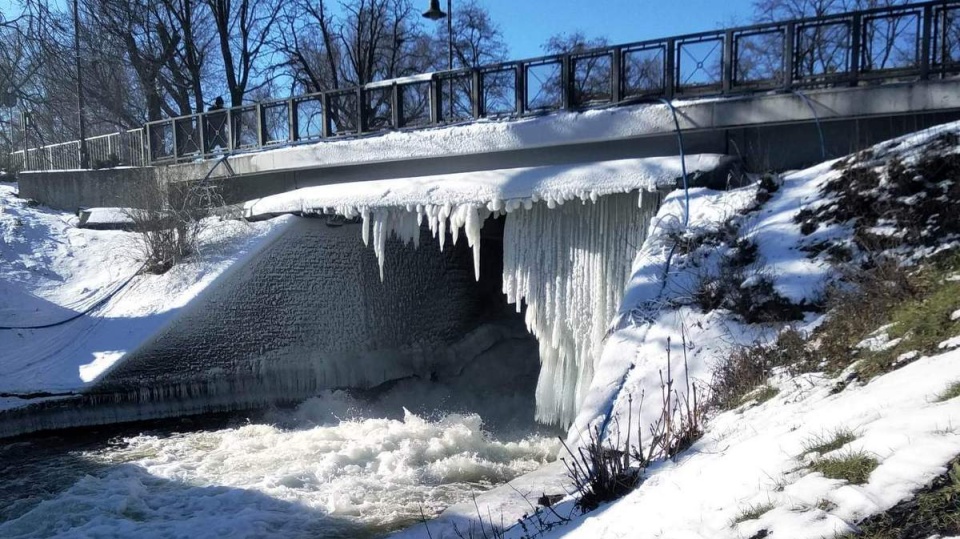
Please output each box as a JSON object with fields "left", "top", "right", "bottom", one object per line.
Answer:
{"left": 502, "top": 190, "right": 659, "bottom": 428}
{"left": 464, "top": 206, "right": 482, "bottom": 281}
{"left": 373, "top": 210, "right": 387, "bottom": 281}
{"left": 361, "top": 207, "right": 371, "bottom": 246}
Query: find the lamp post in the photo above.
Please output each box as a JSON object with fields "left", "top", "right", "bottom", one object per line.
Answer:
{"left": 73, "top": 0, "right": 89, "bottom": 169}
{"left": 422, "top": 0, "right": 454, "bottom": 121}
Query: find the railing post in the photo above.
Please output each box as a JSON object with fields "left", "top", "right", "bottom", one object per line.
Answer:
{"left": 939, "top": 3, "right": 950, "bottom": 78}
{"left": 665, "top": 39, "right": 676, "bottom": 99}
{"left": 254, "top": 103, "right": 265, "bottom": 147}
{"left": 226, "top": 109, "right": 235, "bottom": 152}
{"left": 430, "top": 76, "right": 442, "bottom": 124}
{"left": 472, "top": 69, "right": 482, "bottom": 119}
{"left": 142, "top": 127, "right": 149, "bottom": 166}
{"left": 723, "top": 30, "right": 735, "bottom": 93}
{"left": 561, "top": 54, "right": 573, "bottom": 109}
{"left": 920, "top": 3, "right": 933, "bottom": 80}
{"left": 322, "top": 93, "right": 333, "bottom": 137}
{"left": 850, "top": 12, "right": 863, "bottom": 84}
{"left": 392, "top": 83, "right": 402, "bottom": 129}
{"left": 516, "top": 62, "right": 527, "bottom": 115}
{"left": 171, "top": 120, "right": 179, "bottom": 162}
{"left": 289, "top": 99, "right": 299, "bottom": 143}
{"left": 198, "top": 114, "right": 207, "bottom": 156}
{"left": 784, "top": 22, "right": 796, "bottom": 89}
{"left": 358, "top": 87, "right": 367, "bottom": 133}
{"left": 611, "top": 47, "right": 622, "bottom": 104}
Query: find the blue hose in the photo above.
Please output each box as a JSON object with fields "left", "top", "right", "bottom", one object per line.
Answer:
{"left": 791, "top": 89, "right": 827, "bottom": 161}
{"left": 595, "top": 97, "right": 690, "bottom": 441}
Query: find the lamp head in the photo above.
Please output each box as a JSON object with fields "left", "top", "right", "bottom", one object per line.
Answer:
{"left": 422, "top": 0, "right": 447, "bottom": 20}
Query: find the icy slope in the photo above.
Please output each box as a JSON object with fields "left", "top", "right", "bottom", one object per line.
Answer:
{"left": 0, "top": 182, "right": 290, "bottom": 406}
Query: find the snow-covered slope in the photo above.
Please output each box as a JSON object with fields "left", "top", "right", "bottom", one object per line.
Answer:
{"left": 0, "top": 181, "right": 290, "bottom": 407}
{"left": 396, "top": 121, "right": 960, "bottom": 538}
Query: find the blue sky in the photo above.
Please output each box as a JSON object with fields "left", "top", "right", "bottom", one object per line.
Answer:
{"left": 476, "top": 0, "right": 759, "bottom": 58}
{"left": 0, "top": 0, "right": 760, "bottom": 64}
{"left": 0, "top": 0, "right": 760, "bottom": 56}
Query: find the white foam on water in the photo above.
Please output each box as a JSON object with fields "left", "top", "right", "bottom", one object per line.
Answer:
{"left": 0, "top": 399, "right": 558, "bottom": 539}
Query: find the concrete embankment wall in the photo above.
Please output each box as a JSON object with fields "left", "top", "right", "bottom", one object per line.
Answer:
{"left": 0, "top": 217, "right": 517, "bottom": 438}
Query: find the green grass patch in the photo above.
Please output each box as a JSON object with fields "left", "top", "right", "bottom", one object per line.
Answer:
{"left": 855, "top": 262, "right": 960, "bottom": 380}
{"left": 938, "top": 381, "right": 960, "bottom": 403}
{"left": 802, "top": 429, "right": 858, "bottom": 457}
{"left": 840, "top": 458, "right": 960, "bottom": 539}
{"left": 733, "top": 502, "right": 775, "bottom": 524}
{"left": 809, "top": 451, "right": 879, "bottom": 484}
{"left": 742, "top": 385, "right": 779, "bottom": 406}
{"left": 753, "top": 385, "right": 779, "bottom": 404}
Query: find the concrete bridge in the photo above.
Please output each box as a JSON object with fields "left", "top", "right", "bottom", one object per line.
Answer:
{"left": 16, "top": 0, "right": 960, "bottom": 211}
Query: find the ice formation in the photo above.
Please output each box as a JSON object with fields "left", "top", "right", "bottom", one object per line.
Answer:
{"left": 503, "top": 192, "right": 660, "bottom": 427}
{"left": 341, "top": 190, "right": 660, "bottom": 428}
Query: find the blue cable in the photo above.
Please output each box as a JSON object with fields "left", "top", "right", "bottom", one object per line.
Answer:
{"left": 595, "top": 97, "right": 690, "bottom": 442}
{"left": 658, "top": 98, "right": 690, "bottom": 227}
{"left": 791, "top": 89, "right": 827, "bottom": 161}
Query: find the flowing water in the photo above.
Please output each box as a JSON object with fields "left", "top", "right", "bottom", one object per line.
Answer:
{"left": 0, "top": 336, "right": 560, "bottom": 538}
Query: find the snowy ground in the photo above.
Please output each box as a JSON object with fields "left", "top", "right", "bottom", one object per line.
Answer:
{"left": 0, "top": 181, "right": 290, "bottom": 406}
{"left": 397, "top": 122, "right": 960, "bottom": 538}
{"left": 3, "top": 115, "right": 960, "bottom": 538}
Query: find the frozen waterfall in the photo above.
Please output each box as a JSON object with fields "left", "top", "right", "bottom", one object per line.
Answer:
{"left": 353, "top": 190, "right": 660, "bottom": 428}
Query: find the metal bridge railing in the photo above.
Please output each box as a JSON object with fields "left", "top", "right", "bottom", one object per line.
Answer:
{"left": 13, "top": 128, "right": 146, "bottom": 171}
{"left": 16, "top": 0, "right": 960, "bottom": 170}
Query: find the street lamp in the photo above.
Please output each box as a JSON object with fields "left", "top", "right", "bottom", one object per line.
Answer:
{"left": 422, "top": 0, "right": 454, "bottom": 121}
{"left": 73, "top": 0, "right": 89, "bottom": 169}
{"left": 422, "top": 0, "right": 452, "bottom": 71}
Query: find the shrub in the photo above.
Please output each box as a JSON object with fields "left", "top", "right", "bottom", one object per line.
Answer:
{"left": 92, "top": 153, "right": 121, "bottom": 169}
{"left": 125, "top": 178, "right": 226, "bottom": 274}
{"left": 563, "top": 336, "right": 705, "bottom": 513}
{"left": 709, "top": 327, "right": 809, "bottom": 411}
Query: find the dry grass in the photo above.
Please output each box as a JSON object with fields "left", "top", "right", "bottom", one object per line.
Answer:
{"left": 563, "top": 335, "right": 705, "bottom": 513}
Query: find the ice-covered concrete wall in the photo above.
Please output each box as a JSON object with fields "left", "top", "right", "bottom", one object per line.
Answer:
{"left": 0, "top": 217, "right": 515, "bottom": 436}
{"left": 95, "top": 216, "right": 502, "bottom": 402}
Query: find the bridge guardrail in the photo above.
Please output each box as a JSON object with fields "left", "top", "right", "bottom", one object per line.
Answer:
{"left": 13, "top": 128, "right": 146, "bottom": 172}
{"left": 15, "top": 0, "right": 960, "bottom": 170}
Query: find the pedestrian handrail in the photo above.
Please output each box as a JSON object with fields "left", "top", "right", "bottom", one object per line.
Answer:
{"left": 13, "top": 128, "right": 146, "bottom": 171}
{"left": 14, "top": 0, "right": 960, "bottom": 170}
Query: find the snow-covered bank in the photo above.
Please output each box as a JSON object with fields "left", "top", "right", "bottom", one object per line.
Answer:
{"left": 0, "top": 182, "right": 292, "bottom": 406}
{"left": 397, "top": 121, "right": 960, "bottom": 538}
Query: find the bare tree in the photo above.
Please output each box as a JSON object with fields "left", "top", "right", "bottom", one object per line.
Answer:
{"left": 751, "top": 0, "right": 912, "bottom": 81}
{"left": 205, "top": 0, "right": 281, "bottom": 107}
{"left": 441, "top": 0, "right": 506, "bottom": 69}
{"left": 540, "top": 32, "right": 610, "bottom": 107}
